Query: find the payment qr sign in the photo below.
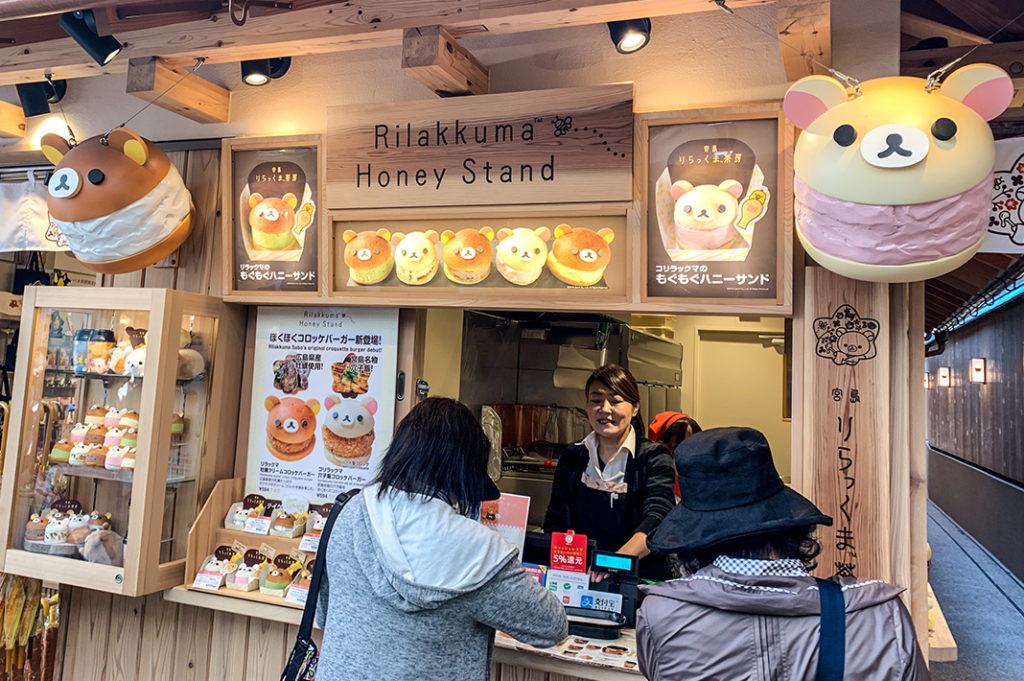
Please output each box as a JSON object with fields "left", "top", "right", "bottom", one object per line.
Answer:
{"left": 550, "top": 530, "right": 588, "bottom": 573}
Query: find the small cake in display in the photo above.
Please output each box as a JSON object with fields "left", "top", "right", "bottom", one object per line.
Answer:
{"left": 546, "top": 225, "right": 615, "bottom": 287}
{"left": 84, "top": 425, "right": 107, "bottom": 445}
{"left": 105, "top": 446, "right": 125, "bottom": 470}
{"left": 270, "top": 510, "right": 305, "bottom": 538}
{"left": 170, "top": 412, "right": 186, "bottom": 437}
{"left": 121, "top": 448, "right": 137, "bottom": 470}
{"left": 25, "top": 515, "right": 48, "bottom": 541}
{"left": 44, "top": 513, "right": 70, "bottom": 543}
{"left": 70, "top": 423, "right": 89, "bottom": 444}
{"left": 69, "top": 442, "right": 90, "bottom": 466}
{"left": 104, "top": 407, "right": 126, "bottom": 428}
{"left": 119, "top": 410, "right": 140, "bottom": 429}
{"left": 199, "top": 558, "right": 228, "bottom": 588}
{"left": 85, "top": 445, "right": 108, "bottom": 468}
{"left": 85, "top": 405, "right": 107, "bottom": 426}
{"left": 226, "top": 504, "right": 250, "bottom": 530}
{"left": 87, "top": 511, "right": 112, "bottom": 531}
{"left": 49, "top": 439, "right": 73, "bottom": 465}
{"left": 67, "top": 514, "right": 91, "bottom": 545}
{"left": 120, "top": 428, "right": 138, "bottom": 448}
{"left": 260, "top": 569, "right": 292, "bottom": 597}
{"left": 309, "top": 511, "right": 327, "bottom": 536}
{"left": 227, "top": 563, "right": 261, "bottom": 592}
{"left": 495, "top": 227, "right": 551, "bottom": 286}
{"left": 103, "top": 426, "right": 124, "bottom": 447}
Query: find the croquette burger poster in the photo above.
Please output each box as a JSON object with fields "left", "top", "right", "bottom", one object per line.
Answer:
{"left": 245, "top": 307, "right": 399, "bottom": 501}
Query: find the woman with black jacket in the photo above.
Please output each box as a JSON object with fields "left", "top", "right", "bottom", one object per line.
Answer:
{"left": 543, "top": 364, "right": 677, "bottom": 581}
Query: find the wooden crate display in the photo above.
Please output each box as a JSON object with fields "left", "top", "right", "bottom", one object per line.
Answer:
{"left": 0, "top": 287, "right": 245, "bottom": 596}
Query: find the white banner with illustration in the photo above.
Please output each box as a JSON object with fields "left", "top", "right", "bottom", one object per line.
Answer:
{"left": 984, "top": 136, "right": 1024, "bottom": 253}
{"left": 245, "top": 307, "right": 399, "bottom": 502}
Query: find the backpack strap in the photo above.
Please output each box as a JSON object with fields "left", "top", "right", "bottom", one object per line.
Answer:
{"left": 298, "top": 488, "right": 360, "bottom": 640}
{"left": 814, "top": 577, "right": 846, "bottom": 681}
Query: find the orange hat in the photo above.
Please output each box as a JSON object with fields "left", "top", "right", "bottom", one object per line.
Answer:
{"left": 648, "top": 411, "right": 689, "bottom": 443}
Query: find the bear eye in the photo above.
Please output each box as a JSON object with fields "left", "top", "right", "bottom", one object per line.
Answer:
{"left": 357, "top": 415, "right": 364, "bottom": 422}
{"left": 422, "top": 247, "right": 428, "bottom": 255}
{"left": 533, "top": 248, "right": 540, "bottom": 254}
{"left": 87, "top": 169, "right": 105, "bottom": 185}
{"left": 301, "top": 420, "right": 308, "bottom": 428}
{"left": 275, "top": 419, "right": 281, "bottom": 427}
{"left": 510, "top": 246, "right": 518, "bottom": 253}
{"left": 476, "top": 246, "right": 484, "bottom": 253}
{"left": 373, "top": 248, "right": 379, "bottom": 254}
{"left": 571, "top": 248, "right": 579, "bottom": 255}
{"left": 717, "top": 205, "right": 726, "bottom": 213}
{"left": 683, "top": 205, "right": 692, "bottom": 214}
{"left": 400, "top": 249, "right": 407, "bottom": 256}
{"left": 333, "top": 413, "right": 338, "bottom": 419}
{"left": 833, "top": 124, "right": 857, "bottom": 147}
{"left": 598, "top": 250, "right": 604, "bottom": 257}
{"left": 932, "top": 117, "right": 957, "bottom": 141}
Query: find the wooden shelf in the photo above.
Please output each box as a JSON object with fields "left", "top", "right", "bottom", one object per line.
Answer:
{"left": 51, "top": 463, "right": 134, "bottom": 482}
{"left": 165, "top": 585, "right": 303, "bottom": 625}
{"left": 44, "top": 368, "right": 206, "bottom": 385}
{"left": 927, "top": 583, "right": 958, "bottom": 662}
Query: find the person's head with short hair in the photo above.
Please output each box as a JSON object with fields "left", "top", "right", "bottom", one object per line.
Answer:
{"left": 647, "top": 426, "right": 832, "bottom": 571}
{"left": 374, "top": 396, "right": 497, "bottom": 517}
{"left": 585, "top": 364, "right": 645, "bottom": 439}
{"left": 648, "top": 412, "right": 703, "bottom": 455}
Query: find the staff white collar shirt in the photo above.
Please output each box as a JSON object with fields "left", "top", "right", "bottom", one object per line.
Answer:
{"left": 582, "top": 427, "right": 636, "bottom": 487}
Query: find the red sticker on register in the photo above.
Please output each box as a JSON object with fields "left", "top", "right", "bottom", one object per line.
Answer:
{"left": 550, "top": 530, "right": 587, "bottom": 573}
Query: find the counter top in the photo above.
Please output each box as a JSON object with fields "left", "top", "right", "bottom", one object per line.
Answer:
{"left": 494, "top": 628, "right": 642, "bottom": 679}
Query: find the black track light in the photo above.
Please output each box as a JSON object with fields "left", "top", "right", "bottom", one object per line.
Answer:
{"left": 58, "top": 9, "right": 122, "bottom": 67}
{"left": 608, "top": 18, "right": 652, "bottom": 54}
{"left": 16, "top": 79, "right": 67, "bottom": 118}
{"left": 241, "top": 57, "right": 292, "bottom": 86}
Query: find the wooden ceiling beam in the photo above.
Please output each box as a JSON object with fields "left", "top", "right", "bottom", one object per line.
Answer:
{"left": 900, "top": 12, "right": 990, "bottom": 47}
{"left": 902, "top": 41, "right": 1024, "bottom": 111}
{"left": 776, "top": 0, "right": 831, "bottom": 81}
{"left": 126, "top": 56, "right": 230, "bottom": 123}
{"left": 0, "top": 0, "right": 771, "bottom": 86}
{"left": 0, "top": 99, "right": 26, "bottom": 138}
{"left": 402, "top": 25, "right": 489, "bottom": 97}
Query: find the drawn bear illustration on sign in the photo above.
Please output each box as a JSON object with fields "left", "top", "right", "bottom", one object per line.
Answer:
{"left": 990, "top": 149, "right": 1024, "bottom": 247}
{"left": 813, "top": 304, "right": 880, "bottom": 366}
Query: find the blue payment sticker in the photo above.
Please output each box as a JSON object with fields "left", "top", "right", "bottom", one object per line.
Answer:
{"left": 580, "top": 595, "right": 594, "bottom": 609}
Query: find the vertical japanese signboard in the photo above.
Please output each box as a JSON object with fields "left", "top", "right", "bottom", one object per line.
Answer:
{"left": 803, "top": 268, "right": 891, "bottom": 581}
{"left": 245, "top": 306, "right": 398, "bottom": 502}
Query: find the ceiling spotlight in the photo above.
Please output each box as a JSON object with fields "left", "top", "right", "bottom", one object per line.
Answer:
{"left": 59, "top": 9, "right": 123, "bottom": 67}
{"left": 241, "top": 57, "right": 292, "bottom": 86}
{"left": 16, "top": 79, "right": 67, "bottom": 118}
{"left": 608, "top": 18, "right": 652, "bottom": 54}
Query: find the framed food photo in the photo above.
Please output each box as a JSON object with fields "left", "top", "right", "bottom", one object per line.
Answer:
{"left": 222, "top": 134, "right": 326, "bottom": 299}
{"left": 637, "top": 104, "right": 793, "bottom": 313}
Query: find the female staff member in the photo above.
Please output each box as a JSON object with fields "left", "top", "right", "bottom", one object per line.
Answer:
{"left": 543, "top": 364, "right": 677, "bottom": 581}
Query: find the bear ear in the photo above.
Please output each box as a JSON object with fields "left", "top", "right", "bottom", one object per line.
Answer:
{"left": 597, "top": 228, "right": 615, "bottom": 244}
{"left": 670, "top": 180, "right": 694, "bottom": 201}
{"left": 282, "top": 192, "right": 298, "bottom": 208}
{"left": 534, "top": 227, "right": 551, "bottom": 242}
{"left": 307, "top": 399, "right": 320, "bottom": 415}
{"left": 343, "top": 229, "right": 357, "bottom": 243}
{"left": 264, "top": 396, "right": 280, "bottom": 411}
{"left": 554, "top": 223, "right": 572, "bottom": 239}
{"left": 324, "top": 396, "right": 337, "bottom": 410}
{"left": 441, "top": 230, "right": 456, "bottom": 245}
{"left": 391, "top": 232, "right": 406, "bottom": 247}
{"left": 40, "top": 134, "right": 72, "bottom": 166}
{"left": 940, "top": 63, "right": 1014, "bottom": 121}
{"left": 497, "top": 228, "right": 513, "bottom": 241}
{"left": 479, "top": 226, "right": 494, "bottom": 240}
{"left": 424, "top": 229, "right": 440, "bottom": 244}
{"left": 249, "top": 193, "right": 264, "bottom": 208}
{"left": 375, "top": 228, "right": 391, "bottom": 241}
{"left": 783, "top": 75, "right": 849, "bottom": 130}
{"left": 719, "top": 180, "right": 744, "bottom": 199}
{"left": 107, "top": 128, "right": 149, "bottom": 166}
{"left": 363, "top": 397, "right": 378, "bottom": 415}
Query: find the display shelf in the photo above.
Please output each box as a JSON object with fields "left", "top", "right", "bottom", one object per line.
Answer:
{"left": 165, "top": 585, "right": 304, "bottom": 625}
{"left": 51, "top": 463, "right": 134, "bottom": 483}
{"left": 44, "top": 367, "right": 206, "bottom": 385}
{"left": 928, "top": 583, "right": 957, "bottom": 662}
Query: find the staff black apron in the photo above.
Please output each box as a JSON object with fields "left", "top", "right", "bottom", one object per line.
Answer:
{"left": 570, "top": 478, "right": 673, "bottom": 581}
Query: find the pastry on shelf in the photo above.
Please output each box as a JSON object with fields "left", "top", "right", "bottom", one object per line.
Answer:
{"left": 84, "top": 425, "right": 107, "bottom": 445}
{"left": 120, "top": 428, "right": 138, "bottom": 449}
{"left": 24, "top": 514, "right": 48, "bottom": 541}
{"left": 270, "top": 510, "right": 305, "bottom": 538}
{"left": 118, "top": 410, "right": 140, "bottom": 430}
{"left": 104, "top": 446, "right": 125, "bottom": 471}
{"left": 227, "top": 563, "right": 261, "bottom": 592}
{"left": 87, "top": 511, "right": 111, "bottom": 531}
{"left": 70, "top": 423, "right": 89, "bottom": 444}
{"left": 44, "top": 513, "right": 70, "bottom": 544}
{"left": 260, "top": 568, "right": 292, "bottom": 597}
{"left": 49, "top": 439, "right": 73, "bottom": 465}
{"left": 121, "top": 448, "right": 137, "bottom": 470}
{"left": 68, "top": 442, "right": 90, "bottom": 466}
{"left": 67, "top": 514, "right": 91, "bottom": 544}
{"left": 85, "top": 445, "right": 108, "bottom": 468}
{"left": 170, "top": 412, "right": 186, "bottom": 438}
{"left": 103, "top": 426, "right": 124, "bottom": 447}
{"left": 104, "top": 407, "right": 126, "bottom": 428}
{"left": 85, "top": 405, "right": 107, "bottom": 426}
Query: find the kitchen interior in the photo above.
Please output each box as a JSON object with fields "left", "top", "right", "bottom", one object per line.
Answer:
{"left": 420, "top": 309, "right": 791, "bottom": 529}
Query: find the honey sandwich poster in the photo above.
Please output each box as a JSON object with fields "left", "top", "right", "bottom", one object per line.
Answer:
{"left": 246, "top": 307, "right": 399, "bottom": 501}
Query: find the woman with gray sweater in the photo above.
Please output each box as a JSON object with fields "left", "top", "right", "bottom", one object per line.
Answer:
{"left": 315, "top": 397, "right": 568, "bottom": 681}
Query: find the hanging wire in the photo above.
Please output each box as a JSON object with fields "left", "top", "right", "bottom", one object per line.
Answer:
{"left": 924, "top": 7, "right": 1024, "bottom": 91}
{"left": 102, "top": 57, "right": 206, "bottom": 144}
{"left": 45, "top": 73, "right": 77, "bottom": 146}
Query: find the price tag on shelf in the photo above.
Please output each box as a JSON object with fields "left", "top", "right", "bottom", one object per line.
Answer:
{"left": 550, "top": 531, "right": 587, "bottom": 573}
{"left": 260, "top": 542, "right": 277, "bottom": 558}
{"left": 285, "top": 584, "right": 309, "bottom": 607}
{"left": 298, "top": 533, "right": 320, "bottom": 553}
{"left": 244, "top": 515, "right": 273, "bottom": 535}
{"left": 579, "top": 590, "right": 623, "bottom": 613}
{"left": 192, "top": 571, "right": 223, "bottom": 591}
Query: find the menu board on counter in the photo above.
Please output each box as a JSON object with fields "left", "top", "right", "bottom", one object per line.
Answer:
{"left": 245, "top": 306, "right": 398, "bottom": 501}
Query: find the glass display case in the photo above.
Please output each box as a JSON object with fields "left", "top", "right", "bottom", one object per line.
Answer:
{"left": 0, "top": 288, "right": 245, "bottom": 596}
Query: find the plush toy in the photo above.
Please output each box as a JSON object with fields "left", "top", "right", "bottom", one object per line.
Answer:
{"left": 44, "top": 513, "right": 70, "bottom": 544}
{"left": 495, "top": 227, "right": 551, "bottom": 286}
{"left": 784, "top": 64, "right": 1014, "bottom": 282}
{"left": 177, "top": 348, "right": 206, "bottom": 380}
{"left": 343, "top": 229, "right": 394, "bottom": 285}
{"left": 80, "top": 530, "right": 124, "bottom": 566}
{"left": 391, "top": 231, "right": 440, "bottom": 285}
{"left": 248, "top": 193, "right": 299, "bottom": 251}
{"left": 546, "top": 225, "right": 615, "bottom": 287}
{"left": 124, "top": 345, "right": 146, "bottom": 378}
{"left": 321, "top": 395, "right": 377, "bottom": 466}
{"left": 265, "top": 396, "right": 320, "bottom": 462}
{"left": 41, "top": 128, "right": 194, "bottom": 274}
{"left": 669, "top": 180, "right": 743, "bottom": 250}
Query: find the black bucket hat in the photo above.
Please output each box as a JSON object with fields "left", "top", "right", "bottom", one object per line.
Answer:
{"left": 647, "top": 426, "right": 832, "bottom": 554}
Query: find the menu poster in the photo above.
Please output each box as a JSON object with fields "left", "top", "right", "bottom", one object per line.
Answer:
{"left": 480, "top": 493, "right": 530, "bottom": 560}
{"left": 229, "top": 139, "right": 320, "bottom": 292}
{"left": 246, "top": 307, "right": 399, "bottom": 501}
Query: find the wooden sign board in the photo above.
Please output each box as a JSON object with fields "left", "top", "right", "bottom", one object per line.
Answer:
{"left": 326, "top": 84, "right": 633, "bottom": 209}
{"left": 802, "top": 267, "right": 891, "bottom": 582}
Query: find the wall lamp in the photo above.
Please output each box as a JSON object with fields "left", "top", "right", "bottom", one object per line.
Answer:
{"left": 608, "top": 18, "right": 652, "bottom": 54}
{"left": 16, "top": 78, "right": 67, "bottom": 118}
{"left": 937, "top": 367, "right": 951, "bottom": 387}
{"left": 969, "top": 358, "right": 986, "bottom": 384}
{"left": 241, "top": 57, "right": 291, "bottom": 86}
{"left": 59, "top": 10, "right": 123, "bottom": 67}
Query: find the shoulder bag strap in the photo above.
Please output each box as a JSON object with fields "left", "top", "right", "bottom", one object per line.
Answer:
{"left": 814, "top": 577, "right": 846, "bottom": 681}
{"left": 297, "top": 488, "right": 361, "bottom": 641}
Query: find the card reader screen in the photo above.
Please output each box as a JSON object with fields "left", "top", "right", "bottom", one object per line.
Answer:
{"left": 594, "top": 553, "right": 633, "bottom": 571}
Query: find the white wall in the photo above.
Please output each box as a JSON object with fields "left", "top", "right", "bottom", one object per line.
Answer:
{"left": 0, "top": 1, "right": 899, "bottom": 150}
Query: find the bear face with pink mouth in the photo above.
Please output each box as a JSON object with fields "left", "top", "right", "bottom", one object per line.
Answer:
{"left": 784, "top": 64, "right": 1013, "bottom": 283}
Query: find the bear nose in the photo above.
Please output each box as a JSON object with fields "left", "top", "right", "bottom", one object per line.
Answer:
{"left": 283, "top": 418, "right": 299, "bottom": 433}
{"left": 861, "top": 124, "right": 929, "bottom": 169}
{"left": 580, "top": 249, "right": 598, "bottom": 262}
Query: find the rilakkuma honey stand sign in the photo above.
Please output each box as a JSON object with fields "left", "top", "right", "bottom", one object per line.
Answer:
{"left": 245, "top": 306, "right": 398, "bottom": 501}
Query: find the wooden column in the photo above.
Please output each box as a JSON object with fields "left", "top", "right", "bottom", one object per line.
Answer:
{"left": 126, "top": 57, "right": 231, "bottom": 124}
{"left": 401, "top": 25, "right": 489, "bottom": 97}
